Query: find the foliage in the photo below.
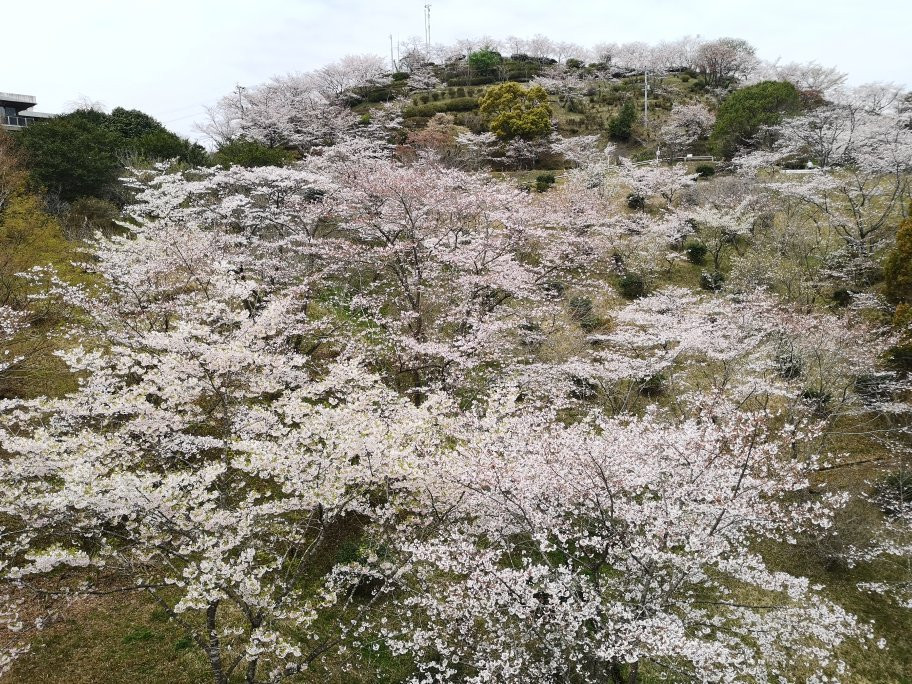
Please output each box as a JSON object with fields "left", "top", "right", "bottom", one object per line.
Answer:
{"left": 16, "top": 111, "right": 125, "bottom": 201}
{"left": 211, "top": 138, "right": 296, "bottom": 167}
{"left": 16, "top": 108, "right": 204, "bottom": 200}
{"left": 685, "top": 240, "right": 708, "bottom": 264}
{"left": 885, "top": 212, "right": 912, "bottom": 307}
{"left": 60, "top": 196, "right": 119, "bottom": 240}
{"left": 467, "top": 49, "right": 503, "bottom": 73}
{"left": 659, "top": 103, "right": 715, "bottom": 158}
{"left": 534, "top": 172, "right": 556, "bottom": 192}
{"left": 711, "top": 80, "right": 800, "bottom": 158}
{"left": 3, "top": 35, "right": 912, "bottom": 684}
{"left": 401, "top": 97, "right": 479, "bottom": 118}
{"left": 618, "top": 272, "right": 647, "bottom": 299}
{"left": 479, "top": 82, "right": 552, "bottom": 140}
{"left": 608, "top": 100, "right": 636, "bottom": 141}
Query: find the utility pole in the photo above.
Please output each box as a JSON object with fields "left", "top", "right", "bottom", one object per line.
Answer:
{"left": 643, "top": 71, "right": 649, "bottom": 128}
{"left": 235, "top": 84, "right": 246, "bottom": 118}
{"left": 389, "top": 34, "right": 397, "bottom": 71}
{"left": 424, "top": 4, "right": 431, "bottom": 53}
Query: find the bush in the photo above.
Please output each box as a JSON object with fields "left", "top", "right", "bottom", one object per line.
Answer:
{"left": 711, "top": 81, "right": 801, "bottom": 159}
{"left": 775, "top": 349, "right": 803, "bottom": 380}
{"left": 639, "top": 373, "right": 666, "bottom": 397}
{"left": 800, "top": 387, "right": 832, "bottom": 415}
{"left": 568, "top": 295, "right": 601, "bottom": 331}
{"left": 831, "top": 288, "right": 854, "bottom": 308}
{"left": 17, "top": 108, "right": 207, "bottom": 200}
{"left": 17, "top": 113, "right": 124, "bottom": 200}
{"left": 468, "top": 49, "right": 503, "bottom": 73}
{"left": 403, "top": 97, "right": 479, "bottom": 118}
{"left": 885, "top": 212, "right": 912, "bottom": 307}
{"left": 212, "top": 139, "right": 295, "bottom": 168}
{"left": 876, "top": 470, "right": 912, "bottom": 516}
{"left": 535, "top": 173, "right": 556, "bottom": 192}
{"left": 700, "top": 270, "right": 725, "bottom": 291}
{"left": 608, "top": 100, "right": 636, "bottom": 142}
{"left": 685, "top": 241, "right": 708, "bottom": 265}
{"left": 618, "top": 273, "right": 647, "bottom": 299}
{"left": 695, "top": 164, "right": 715, "bottom": 178}
{"left": 886, "top": 344, "right": 912, "bottom": 373}
{"left": 626, "top": 193, "right": 646, "bottom": 210}
{"left": 565, "top": 58, "right": 584, "bottom": 69}
{"left": 479, "top": 83, "right": 552, "bottom": 140}
{"left": 61, "top": 197, "right": 119, "bottom": 240}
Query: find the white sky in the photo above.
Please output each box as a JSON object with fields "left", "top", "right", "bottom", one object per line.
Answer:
{"left": 3, "top": 0, "right": 910, "bottom": 141}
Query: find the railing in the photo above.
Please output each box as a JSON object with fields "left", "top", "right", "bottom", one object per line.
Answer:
{"left": 2, "top": 115, "right": 36, "bottom": 128}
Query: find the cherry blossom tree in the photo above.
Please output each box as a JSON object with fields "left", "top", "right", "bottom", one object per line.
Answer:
{"left": 385, "top": 397, "right": 872, "bottom": 683}
{"left": 659, "top": 103, "right": 716, "bottom": 160}
{"left": 0, "top": 305, "right": 25, "bottom": 381}
{"left": 0, "top": 202, "right": 442, "bottom": 683}
{"left": 314, "top": 54, "right": 391, "bottom": 101}
{"left": 740, "top": 102, "right": 912, "bottom": 255}
{"left": 694, "top": 38, "right": 758, "bottom": 87}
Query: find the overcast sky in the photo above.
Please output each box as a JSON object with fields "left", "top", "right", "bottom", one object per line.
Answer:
{"left": 4, "top": 0, "right": 910, "bottom": 141}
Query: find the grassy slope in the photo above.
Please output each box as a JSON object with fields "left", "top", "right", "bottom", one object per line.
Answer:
{"left": 3, "top": 77, "right": 911, "bottom": 683}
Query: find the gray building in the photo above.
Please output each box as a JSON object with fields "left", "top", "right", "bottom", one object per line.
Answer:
{"left": 1, "top": 92, "right": 53, "bottom": 131}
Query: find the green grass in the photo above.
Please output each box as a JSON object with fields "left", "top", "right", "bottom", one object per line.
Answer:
{"left": 3, "top": 594, "right": 210, "bottom": 684}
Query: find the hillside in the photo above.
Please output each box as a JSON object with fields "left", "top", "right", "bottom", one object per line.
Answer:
{"left": 1, "top": 33, "right": 911, "bottom": 684}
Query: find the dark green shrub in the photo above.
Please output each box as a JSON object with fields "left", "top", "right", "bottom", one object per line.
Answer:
{"left": 639, "top": 373, "right": 666, "bottom": 397}
{"left": 566, "top": 58, "right": 584, "bottom": 69}
{"left": 212, "top": 139, "right": 294, "bottom": 168}
{"left": 468, "top": 49, "right": 503, "bottom": 73}
{"left": 775, "top": 349, "right": 803, "bottom": 380}
{"left": 568, "top": 295, "right": 601, "bottom": 331}
{"left": 627, "top": 193, "right": 646, "bottom": 210}
{"left": 711, "top": 80, "right": 800, "bottom": 158}
{"left": 695, "top": 164, "right": 715, "bottom": 178}
{"left": 831, "top": 289, "right": 853, "bottom": 308}
{"left": 535, "top": 172, "right": 556, "bottom": 192}
{"left": 402, "top": 97, "right": 479, "bottom": 118}
{"left": 391, "top": 71, "right": 409, "bottom": 81}
{"left": 876, "top": 469, "right": 912, "bottom": 516}
{"left": 685, "top": 241, "right": 708, "bottom": 265}
{"left": 608, "top": 100, "right": 636, "bottom": 141}
{"left": 700, "top": 270, "right": 725, "bottom": 291}
{"left": 16, "top": 112, "right": 124, "bottom": 200}
{"left": 618, "top": 273, "right": 647, "bottom": 299}
{"left": 801, "top": 387, "right": 832, "bottom": 415}
{"left": 887, "top": 345, "right": 912, "bottom": 373}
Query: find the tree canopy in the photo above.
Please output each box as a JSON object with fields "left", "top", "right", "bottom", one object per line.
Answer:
{"left": 710, "top": 80, "right": 801, "bottom": 158}
{"left": 16, "top": 108, "right": 206, "bottom": 201}
{"left": 479, "top": 82, "right": 552, "bottom": 139}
